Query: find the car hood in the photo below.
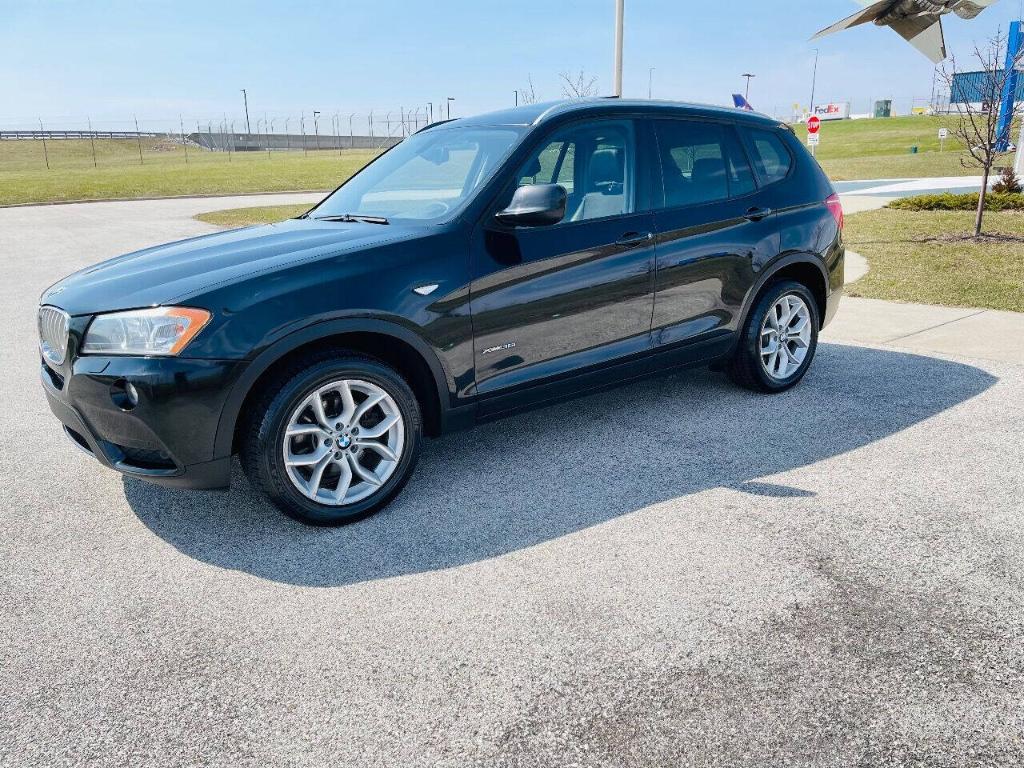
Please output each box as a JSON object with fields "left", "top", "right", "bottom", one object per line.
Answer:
{"left": 42, "top": 218, "right": 427, "bottom": 315}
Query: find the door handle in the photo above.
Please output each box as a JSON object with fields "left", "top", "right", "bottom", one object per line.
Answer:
{"left": 743, "top": 207, "right": 773, "bottom": 222}
{"left": 616, "top": 231, "right": 654, "bottom": 247}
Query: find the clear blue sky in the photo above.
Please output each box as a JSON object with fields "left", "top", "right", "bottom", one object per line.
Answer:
{"left": 2, "top": 0, "right": 1022, "bottom": 130}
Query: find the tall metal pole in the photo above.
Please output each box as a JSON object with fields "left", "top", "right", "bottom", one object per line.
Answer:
{"left": 241, "top": 89, "right": 251, "bottom": 134}
{"left": 313, "top": 111, "right": 320, "bottom": 151}
{"left": 742, "top": 73, "right": 755, "bottom": 101}
{"left": 613, "top": 0, "right": 624, "bottom": 97}
{"left": 447, "top": 97, "right": 454, "bottom": 119}
{"left": 809, "top": 48, "right": 819, "bottom": 119}
{"left": 180, "top": 115, "right": 188, "bottom": 165}
{"left": 88, "top": 116, "right": 98, "bottom": 168}
{"left": 134, "top": 114, "right": 144, "bottom": 164}
{"left": 349, "top": 113, "right": 355, "bottom": 150}
{"left": 38, "top": 119, "right": 50, "bottom": 169}
{"left": 648, "top": 67, "right": 654, "bottom": 99}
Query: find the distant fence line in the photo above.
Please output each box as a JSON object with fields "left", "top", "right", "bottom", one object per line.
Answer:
{"left": 0, "top": 129, "right": 404, "bottom": 151}
{"left": 1, "top": 130, "right": 167, "bottom": 140}
{"left": 188, "top": 132, "right": 401, "bottom": 151}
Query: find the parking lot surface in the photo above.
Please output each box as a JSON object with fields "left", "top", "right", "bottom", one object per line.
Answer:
{"left": 2, "top": 198, "right": 1022, "bottom": 767}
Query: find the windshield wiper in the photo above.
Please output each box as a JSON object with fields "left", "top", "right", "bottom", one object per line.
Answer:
{"left": 313, "top": 213, "right": 389, "bottom": 225}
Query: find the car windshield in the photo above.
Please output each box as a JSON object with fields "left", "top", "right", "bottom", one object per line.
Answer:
{"left": 310, "top": 125, "right": 523, "bottom": 223}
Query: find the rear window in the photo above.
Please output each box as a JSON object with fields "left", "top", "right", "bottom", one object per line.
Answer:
{"left": 746, "top": 129, "right": 792, "bottom": 185}
{"left": 654, "top": 120, "right": 756, "bottom": 209}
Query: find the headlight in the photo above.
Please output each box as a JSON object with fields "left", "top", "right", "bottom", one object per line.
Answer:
{"left": 82, "top": 307, "right": 211, "bottom": 356}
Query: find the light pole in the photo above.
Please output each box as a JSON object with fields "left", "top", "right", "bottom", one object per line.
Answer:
{"left": 613, "top": 0, "right": 624, "bottom": 97}
{"left": 514, "top": 90, "right": 519, "bottom": 106}
{"left": 446, "top": 97, "right": 455, "bottom": 119}
{"left": 349, "top": 113, "right": 355, "bottom": 150}
{"left": 313, "top": 110, "right": 321, "bottom": 151}
{"left": 648, "top": 67, "right": 654, "bottom": 99}
{"left": 240, "top": 89, "right": 251, "bottom": 134}
{"left": 427, "top": 102, "right": 433, "bottom": 123}
{"left": 809, "top": 48, "right": 819, "bottom": 119}
{"left": 742, "top": 73, "right": 755, "bottom": 102}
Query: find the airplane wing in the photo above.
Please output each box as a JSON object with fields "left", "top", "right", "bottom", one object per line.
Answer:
{"left": 811, "top": 0, "right": 896, "bottom": 39}
{"left": 890, "top": 17, "right": 947, "bottom": 63}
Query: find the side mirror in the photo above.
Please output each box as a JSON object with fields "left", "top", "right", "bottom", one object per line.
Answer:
{"left": 496, "top": 184, "right": 567, "bottom": 227}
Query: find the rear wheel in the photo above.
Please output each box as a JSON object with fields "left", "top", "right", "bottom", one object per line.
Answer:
{"left": 727, "top": 280, "right": 819, "bottom": 393}
{"left": 241, "top": 352, "right": 422, "bottom": 525}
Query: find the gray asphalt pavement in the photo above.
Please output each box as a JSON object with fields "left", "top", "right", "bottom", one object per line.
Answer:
{"left": 1, "top": 198, "right": 1023, "bottom": 767}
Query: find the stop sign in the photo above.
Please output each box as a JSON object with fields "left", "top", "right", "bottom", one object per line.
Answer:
{"left": 807, "top": 115, "right": 821, "bottom": 134}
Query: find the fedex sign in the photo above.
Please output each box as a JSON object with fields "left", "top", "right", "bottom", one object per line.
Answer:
{"left": 812, "top": 102, "right": 851, "bottom": 121}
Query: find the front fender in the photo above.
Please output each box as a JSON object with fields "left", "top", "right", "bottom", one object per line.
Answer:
{"left": 211, "top": 316, "right": 455, "bottom": 460}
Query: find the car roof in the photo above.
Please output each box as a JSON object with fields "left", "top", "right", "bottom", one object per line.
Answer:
{"left": 451, "top": 98, "right": 781, "bottom": 129}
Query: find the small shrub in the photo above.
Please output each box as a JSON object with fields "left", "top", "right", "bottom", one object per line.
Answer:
{"left": 992, "top": 166, "right": 1023, "bottom": 194}
{"left": 888, "top": 192, "right": 1024, "bottom": 211}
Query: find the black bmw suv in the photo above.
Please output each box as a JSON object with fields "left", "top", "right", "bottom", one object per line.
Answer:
{"left": 39, "top": 99, "right": 844, "bottom": 525}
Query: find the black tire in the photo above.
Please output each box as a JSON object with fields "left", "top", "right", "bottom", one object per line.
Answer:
{"left": 240, "top": 350, "right": 422, "bottom": 526}
{"left": 727, "top": 279, "right": 820, "bottom": 393}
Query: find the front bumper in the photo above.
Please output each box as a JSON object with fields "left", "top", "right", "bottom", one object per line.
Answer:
{"left": 41, "top": 353, "right": 247, "bottom": 490}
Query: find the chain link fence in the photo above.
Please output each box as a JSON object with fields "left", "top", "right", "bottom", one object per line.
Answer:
{"left": 0, "top": 108, "right": 443, "bottom": 171}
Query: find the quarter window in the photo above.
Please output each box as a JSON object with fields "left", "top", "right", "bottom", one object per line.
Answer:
{"left": 654, "top": 121, "right": 756, "bottom": 209}
{"left": 746, "top": 129, "right": 793, "bottom": 185}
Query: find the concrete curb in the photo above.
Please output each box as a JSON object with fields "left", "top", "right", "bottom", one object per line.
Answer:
{"left": 845, "top": 250, "right": 869, "bottom": 285}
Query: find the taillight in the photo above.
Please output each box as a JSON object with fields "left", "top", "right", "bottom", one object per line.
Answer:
{"left": 825, "top": 193, "right": 844, "bottom": 232}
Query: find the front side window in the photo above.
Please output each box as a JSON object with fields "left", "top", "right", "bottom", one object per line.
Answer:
{"left": 654, "top": 120, "right": 756, "bottom": 209}
{"left": 311, "top": 126, "right": 522, "bottom": 222}
{"left": 746, "top": 129, "right": 793, "bottom": 185}
{"left": 513, "top": 120, "right": 635, "bottom": 223}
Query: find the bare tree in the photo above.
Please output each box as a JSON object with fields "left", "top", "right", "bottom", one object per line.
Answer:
{"left": 559, "top": 70, "right": 599, "bottom": 99}
{"left": 940, "top": 29, "right": 1024, "bottom": 236}
{"left": 519, "top": 75, "right": 538, "bottom": 105}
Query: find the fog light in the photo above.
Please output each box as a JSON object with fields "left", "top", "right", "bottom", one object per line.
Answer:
{"left": 110, "top": 379, "right": 139, "bottom": 411}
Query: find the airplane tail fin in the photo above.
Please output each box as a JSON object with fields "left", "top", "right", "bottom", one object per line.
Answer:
{"left": 891, "top": 18, "right": 947, "bottom": 63}
{"left": 732, "top": 94, "right": 754, "bottom": 111}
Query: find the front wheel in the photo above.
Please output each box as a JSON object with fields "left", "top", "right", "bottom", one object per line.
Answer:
{"left": 241, "top": 352, "right": 422, "bottom": 526}
{"left": 727, "top": 280, "right": 819, "bottom": 393}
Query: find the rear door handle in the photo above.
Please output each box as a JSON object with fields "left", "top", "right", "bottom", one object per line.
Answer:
{"left": 743, "top": 207, "right": 773, "bottom": 222}
{"left": 616, "top": 231, "right": 654, "bottom": 247}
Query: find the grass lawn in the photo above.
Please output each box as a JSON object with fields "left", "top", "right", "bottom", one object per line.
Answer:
{"left": 806, "top": 115, "right": 975, "bottom": 181}
{"left": 845, "top": 208, "right": 1024, "bottom": 313}
{"left": 195, "top": 203, "right": 312, "bottom": 227}
{"left": 0, "top": 138, "right": 379, "bottom": 205}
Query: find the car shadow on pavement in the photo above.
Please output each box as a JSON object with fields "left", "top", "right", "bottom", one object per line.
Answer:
{"left": 124, "top": 343, "right": 996, "bottom": 587}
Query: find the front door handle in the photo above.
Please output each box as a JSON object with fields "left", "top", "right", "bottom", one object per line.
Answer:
{"left": 743, "top": 207, "right": 773, "bottom": 222}
{"left": 616, "top": 231, "right": 654, "bottom": 247}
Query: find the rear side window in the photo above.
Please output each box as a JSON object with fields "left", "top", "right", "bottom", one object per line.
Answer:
{"left": 654, "top": 120, "right": 756, "bottom": 209}
{"left": 746, "top": 129, "right": 792, "bottom": 185}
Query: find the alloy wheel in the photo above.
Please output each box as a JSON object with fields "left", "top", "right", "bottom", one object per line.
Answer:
{"left": 282, "top": 379, "right": 405, "bottom": 505}
{"left": 759, "top": 294, "right": 812, "bottom": 380}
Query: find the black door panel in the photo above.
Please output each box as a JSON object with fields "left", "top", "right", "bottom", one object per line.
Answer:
{"left": 469, "top": 117, "right": 657, "bottom": 405}
{"left": 650, "top": 118, "right": 779, "bottom": 348}
{"left": 652, "top": 204, "right": 777, "bottom": 344}
{"left": 472, "top": 212, "right": 656, "bottom": 396}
